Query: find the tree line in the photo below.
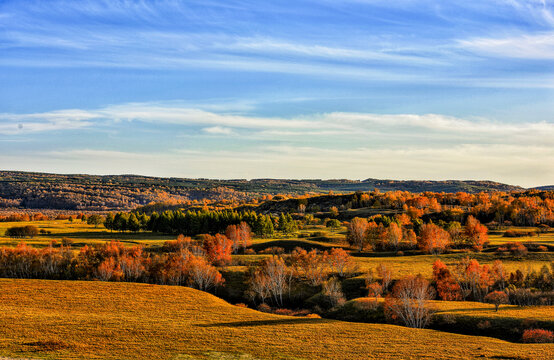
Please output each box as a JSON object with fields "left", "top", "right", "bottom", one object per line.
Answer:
{"left": 103, "top": 210, "right": 298, "bottom": 237}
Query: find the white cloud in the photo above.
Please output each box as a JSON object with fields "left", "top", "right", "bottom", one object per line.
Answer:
{"left": 202, "top": 126, "right": 234, "bottom": 135}
{"left": 2, "top": 103, "right": 554, "bottom": 145}
{"left": 459, "top": 32, "right": 554, "bottom": 59}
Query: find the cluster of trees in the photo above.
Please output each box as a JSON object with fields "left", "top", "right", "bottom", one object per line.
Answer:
{"left": 346, "top": 215, "right": 488, "bottom": 253}
{"left": 0, "top": 239, "right": 225, "bottom": 292}
{"left": 432, "top": 258, "right": 553, "bottom": 305}
{"left": 104, "top": 212, "right": 148, "bottom": 232}
{"left": 104, "top": 210, "right": 300, "bottom": 238}
{"left": 247, "top": 247, "right": 357, "bottom": 307}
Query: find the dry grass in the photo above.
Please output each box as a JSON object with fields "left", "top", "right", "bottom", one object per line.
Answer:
{"left": 353, "top": 297, "right": 553, "bottom": 323}
{"left": 0, "top": 220, "right": 173, "bottom": 248}
{"left": 0, "top": 279, "right": 552, "bottom": 360}
{"left": 488, "top": 232, "right": 554, "bottom": 246}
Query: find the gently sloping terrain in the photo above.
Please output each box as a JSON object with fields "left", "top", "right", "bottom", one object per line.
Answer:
{"left": 0, "top": 279, "right": 552, "bottom": 360}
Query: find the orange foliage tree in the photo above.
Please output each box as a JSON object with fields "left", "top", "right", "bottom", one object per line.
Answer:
{"left": 347, "top": 217, "right": 369, "bottom": 251}
{"left": 225, "top": 222, "right": 252, "bottom": 253}
{"left": 464, "top": 215, "right": 488, "bottom": 251}
{"left": 418, "top": 223, "right": 451, "bottom": 254}
{"left": 202, "top": 234, "right": 232, "bottom": 266}
{"left": 432, "top": 259, "right": 461, "bottom": 301}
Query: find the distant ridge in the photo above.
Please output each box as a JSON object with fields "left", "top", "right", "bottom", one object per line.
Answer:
{"left": 0, "top": 170, "right": 528, "bottom": 211}
{"left": 533, "top": 185, "right": 554, "bottom": 190}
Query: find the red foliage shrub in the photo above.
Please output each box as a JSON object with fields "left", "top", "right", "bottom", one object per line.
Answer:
{"left": 522, "top": 329, "right": 554, "bottom": 343}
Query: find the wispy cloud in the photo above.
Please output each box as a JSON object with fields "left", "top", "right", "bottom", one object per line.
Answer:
{"left": 2, "top": 102, "right": 553, "bottom": 146}
{"left": 459, "top": 32, "right": 554, "bottom": 59}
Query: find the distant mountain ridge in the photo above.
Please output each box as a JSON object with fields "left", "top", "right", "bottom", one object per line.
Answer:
{"left": 0, "top": 170, "right": 527, "bottom": 211}
{"left": 533, "top": 185, "right": 554, "bottom": 190}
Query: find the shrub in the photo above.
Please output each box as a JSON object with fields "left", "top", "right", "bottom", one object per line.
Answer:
{"left": 522, "top": 329, "right": 554, "bottom": 343}
{"left": 305, "top": 313, "right": 321, "bottom": 318}
{"left": 326, "top": 219, "right": 341, "bottom": 229}
{"left": 257, "top": 303, "right": 272, "bottom": 313}
{"left": 61, "top": 238, "right": 74, "bottom": 247}
{"left": 260, "top": 247, "right": 285, "bottom": 255}
{"left": 5, "top": 225, "right": 39, "bottom": 238}
{"left": 503, "top": 230, "right": 537, "bottom": 238}
{"left": 477, "top": 320, "right": 491, "bottom": 330}
{"left": 273, "top": 308, "right": 311, "bottom": 316}
{"left": 497, "top": 242, "right": 528, "bottom": 257}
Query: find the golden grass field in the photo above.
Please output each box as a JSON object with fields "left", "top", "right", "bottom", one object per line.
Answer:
{"left": 0, "top": 220, "right": 174, "bottom": 248}
{"left": 352, "top": 297, "right": 554, "bottom": 323}
{"left": 0, "top": 279, "right": 552, "bottom": 360}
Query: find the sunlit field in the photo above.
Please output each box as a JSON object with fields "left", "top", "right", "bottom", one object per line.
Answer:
{"left": 0, "top": 220, "right": 174, "bottom": 248}
{"left": 0, "top": 279, "right": 551, "bottom": 360}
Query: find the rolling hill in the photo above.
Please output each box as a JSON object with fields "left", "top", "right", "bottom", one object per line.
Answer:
{"left": 0, "top": 279, "right": 551, "bottom": 360}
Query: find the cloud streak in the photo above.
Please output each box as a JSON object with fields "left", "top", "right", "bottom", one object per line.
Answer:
{"left": 2, "top": 102, "right": 553, "bottom": 146}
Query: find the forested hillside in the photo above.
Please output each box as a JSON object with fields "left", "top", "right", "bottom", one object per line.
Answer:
{"left": 0, "top": 171, "right": 524, "bottom": 211}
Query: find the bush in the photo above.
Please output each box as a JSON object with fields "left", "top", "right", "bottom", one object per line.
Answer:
{"left": 503, "top": 230, "right": 537, "bottom": 238}
{"left": 497, "top": 242, "right": 528, "bottom": 257}
{"left": 522, "top": 329, "right": 554, "bottom": 343}
{"left": 259, "top": 247, "right": 285, "bottom": 255}
{"left": 326, "top": 219, "right": 341, "bottom": 229}
{"left": 273, "top": 308, "right": 311, "bottom": 316}
{"left": 257, "top": 303, "right": 272, "bottom": 313}
{"left": 5, "top": 225, "right": 39, "bottom": 238}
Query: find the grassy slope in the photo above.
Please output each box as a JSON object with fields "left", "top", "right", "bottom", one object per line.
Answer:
{"left": 0, "top": 279, "right": 552, "bottom": 360}
{"left": 353, "top": 297, "right": 554, "bottom": 323}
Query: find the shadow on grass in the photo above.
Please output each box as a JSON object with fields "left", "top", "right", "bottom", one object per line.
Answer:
{"left": 42, "top": 230, "right": 173, "bottom": 241}
{"left": 197, "top": 318, "right": 326, "bottom": 328}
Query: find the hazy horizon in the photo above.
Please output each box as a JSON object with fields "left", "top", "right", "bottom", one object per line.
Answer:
{"left": 1, "top": 1, "right": 553, "bottom": 187}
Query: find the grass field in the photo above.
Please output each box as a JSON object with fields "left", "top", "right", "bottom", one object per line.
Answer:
{"left": 0, "top": 279, "right": 552, "bottom": 360}
{"left": 0, "top": 220, "right": 174, "bottom": 248}
{"left": 352, "top": 297, "right": 554, "bottom": 323}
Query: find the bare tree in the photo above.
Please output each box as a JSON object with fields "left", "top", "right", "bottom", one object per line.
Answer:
{"left": 384, "top": 275, "right": 434, "bottom": 329}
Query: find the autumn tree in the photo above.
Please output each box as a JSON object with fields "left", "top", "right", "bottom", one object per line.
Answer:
{"left": 464, "top": 215, "right": 488, "bottom": 251}
{"left": 290, "top": 248, "right": 328, "bottom": 285}
{"left": 484, "top": 291, "right": 509, "bottom": 311}
{"left": 418, "top": 223, "right": 451, "bottom": 254}
{"left": 326, "top": 247, "right": 356, "bottom": 277}
{"left": 432, "top": 259, "right": 461, "bottom": 300}
{"left": 249, "top": 256, "right": 292, "bottom": 306}
{"left": 187, "top": 255, "right": 225, "bottom": 291}
{"left": 225, "top": 222, "right": 252, "bottom": 253}
{"left": 380, "top": 222, "right": 403, "bottom": 250}
{"left": 347, "top": 217, "right": 369, "bottom": 251}
{"left": 202, "top": 234, "right": 232, "bottom": 266}
{"left": 384, "top": 275, "right": 434, "bottom": 328}
{"left": 454, "top": 257, "right": 493, "bottom": 301}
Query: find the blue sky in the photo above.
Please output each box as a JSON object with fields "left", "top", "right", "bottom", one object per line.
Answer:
{"left": 1, "top": 0, "right": 553, "bottom": 187}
